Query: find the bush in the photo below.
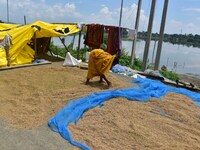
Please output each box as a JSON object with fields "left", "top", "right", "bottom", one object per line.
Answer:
{"left": 132, "top": 58, "right": 142, "bottom": 71}
{"left": 119, "top": 50, "right": 131, "bottom": 67}
{"left": 49, "top": 42, "right": 67, "bottom": 57}
{"left": 118, "top": 51, "right": 144, "bottom": 71}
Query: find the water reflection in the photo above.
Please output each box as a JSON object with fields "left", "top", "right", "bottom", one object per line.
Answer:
{"left": 52, "top": 36, "right": 200, "bottom": 76}
{"left": 123, "top": 40, "right": 200, "bottom": 76}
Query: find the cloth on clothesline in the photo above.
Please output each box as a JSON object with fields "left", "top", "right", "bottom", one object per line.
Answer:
{"left": 105, "top": 26, "right": 122, "bottom": 57}
{"left": 127, "top": 29, "right": 136, "bottom": 40}
{"left": 83, "top": 24, "right": 104, "bottom": 49}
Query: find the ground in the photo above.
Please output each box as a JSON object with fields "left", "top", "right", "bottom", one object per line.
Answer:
{"left": 0, "top": 61, "right": 200, "bottom": 150}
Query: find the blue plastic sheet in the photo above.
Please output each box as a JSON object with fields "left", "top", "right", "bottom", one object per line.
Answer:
{"left": 48, "top": 78, "right": 200, "bottom": 150}
{"left": 111, "top": 64, "right": 127, "bottom": 73}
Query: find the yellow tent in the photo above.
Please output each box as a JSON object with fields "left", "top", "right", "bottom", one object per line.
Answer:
{"left": 0, "top": 23, "right": 21, "bottom": 31}
{"left": 0, "top": 21, "right": 80, "bottom": 67}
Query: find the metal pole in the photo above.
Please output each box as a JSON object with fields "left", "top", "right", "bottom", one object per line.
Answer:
{"left": 119, "top": 0, "right": 123, "bottom": 27}
{"left": 7, "top": 0, "right": 9, "bottom": 23}
{"left": 154, "top": 0, "right": 169, "bottom": 70}
{"left": 141, "top": 0, "right": 156, "bottom": 71}
{"left": 131, "top": 0, "right": 142, "bottom": 65}
{"left": 24, "top": 16, "right": 27, "bottom": 25}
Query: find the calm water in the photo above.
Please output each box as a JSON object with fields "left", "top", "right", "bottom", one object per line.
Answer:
{"left": 53, "top": 36, "right": 200, "bottom": 77}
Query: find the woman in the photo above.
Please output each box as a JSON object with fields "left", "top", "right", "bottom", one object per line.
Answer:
{"left": 85, "top": 49, "right": 118, "bottom": 88}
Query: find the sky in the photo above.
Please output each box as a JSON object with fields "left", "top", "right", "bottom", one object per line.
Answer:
{"left": 1, "top": 0, "right": 200, "bottom": 34}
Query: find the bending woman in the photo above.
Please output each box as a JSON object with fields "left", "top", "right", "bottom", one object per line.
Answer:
{"left": 85, "top": 49, "right": 118, "bottom": 88}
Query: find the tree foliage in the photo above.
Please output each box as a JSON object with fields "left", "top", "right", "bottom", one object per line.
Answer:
{"left": 138, "top": 31, "right": 200, "bottom": 48}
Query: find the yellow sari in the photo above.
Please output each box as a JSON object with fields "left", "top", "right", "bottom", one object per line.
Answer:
{"left": 87, "top": 49, "right": 115, "bottom": 79}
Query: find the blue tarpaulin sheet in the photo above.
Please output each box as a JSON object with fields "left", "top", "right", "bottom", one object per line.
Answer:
{"left": 48, "top": 78, "right": 200, "bottom": 150}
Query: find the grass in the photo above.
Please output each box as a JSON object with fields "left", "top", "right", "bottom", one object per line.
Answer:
{"left": 159, "top": 70, "right": 179, "bottom": 81}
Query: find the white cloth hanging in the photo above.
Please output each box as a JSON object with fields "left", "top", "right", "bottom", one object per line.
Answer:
{"left": 127, "top": 29, "right": 136, "bottom": 40}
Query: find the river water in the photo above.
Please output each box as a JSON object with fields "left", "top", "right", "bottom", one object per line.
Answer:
{"left": 53, "top": 36, "right": 200, "bottom": 77}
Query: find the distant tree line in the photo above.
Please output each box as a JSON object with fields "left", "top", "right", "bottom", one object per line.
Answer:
{"left": 137, "top": 31, "right": 200, "bottom": 48}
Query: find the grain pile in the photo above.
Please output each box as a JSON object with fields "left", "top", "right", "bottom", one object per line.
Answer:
{"left": 0, "top": 62, "right": 200, "bottom": 150}
{"left": 0, "top": 63, "right": 132, "bottom": 129}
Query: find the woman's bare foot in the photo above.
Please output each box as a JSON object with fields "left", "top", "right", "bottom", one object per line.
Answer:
{"left": 99, "top": 79, "right": 103, "bottom": 83}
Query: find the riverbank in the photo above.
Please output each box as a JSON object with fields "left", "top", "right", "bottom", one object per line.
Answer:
{"left": 178, "top": 73, "right": 200, "bottom": 87}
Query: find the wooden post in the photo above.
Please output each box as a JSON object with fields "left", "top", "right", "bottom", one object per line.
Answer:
{"left": 77, "top": 27, "right": 82, "bottom": 60}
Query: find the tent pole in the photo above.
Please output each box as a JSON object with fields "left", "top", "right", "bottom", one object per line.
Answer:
{"left": 5, "top": 46, "right": 10, "bottom": 66}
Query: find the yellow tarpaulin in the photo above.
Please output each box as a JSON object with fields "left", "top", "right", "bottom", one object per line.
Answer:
{"left": 0, "top": 21, "right": 80, "bottom": 67}
{"left": 0, "top": 23, "right": 20, "bottom": 31}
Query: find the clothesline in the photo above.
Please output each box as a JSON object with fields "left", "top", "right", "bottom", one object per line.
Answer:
{"left": 82, "top": 23, "right": 136, "bottom": 58}
{"left": 82, "top": 23, "right": 136, "bottom": 40}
